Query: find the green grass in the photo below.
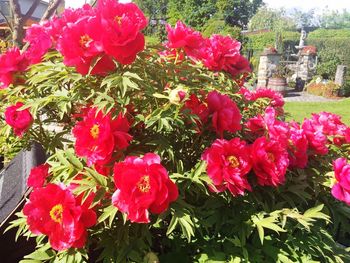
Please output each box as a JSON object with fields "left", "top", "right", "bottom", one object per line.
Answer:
{"left": 285, "top": 99, "right": 350, "bottom": 125}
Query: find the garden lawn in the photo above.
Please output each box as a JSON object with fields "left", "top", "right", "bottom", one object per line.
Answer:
{"left": 285, "top": 99, "right": 350, "bottom": 125}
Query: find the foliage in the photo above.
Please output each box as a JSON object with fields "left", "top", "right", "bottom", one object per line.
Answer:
{"left": 319, "top": 10, "right": 350, "bottom": 29}
{"left": 167, "top": 0, "right": 217, "bottom": 30}
{"left": 306, "top": 81, "right": 341, "bottom": 98}
{"left": 246, "top": 31, "right": 299, "bottom": 51}
{"left": 216, "top": 0, "right": 263, "bottom": 28}
{"left": 202, "top": 16, "right": 242, "bottom": 40}
{"left": 248, "top": 7, "right": 296, "bottom": 32}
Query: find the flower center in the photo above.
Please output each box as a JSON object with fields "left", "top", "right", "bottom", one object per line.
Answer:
{"left": 90, "top": 124, "right": 100, "bottom": 139}
{"left": 80, "top": 34, "right": 92, "bottom": 48}
{"left": 49, "top": 204, "right": 63, "bottom": 224}
{"left": 115, "top": 16, "right": 123, "bottom": 26}
{"left": 137, "top": 175, "right": 151, "bottom": 193}
{"left": 267, "top": 152, "right": 275, "bottom": 162}
{"left": 227, "top": 155, "right": 240, "bottom": 168}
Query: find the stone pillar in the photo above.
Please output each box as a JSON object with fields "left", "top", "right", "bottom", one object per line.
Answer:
{"left": 335, "top": 65, "right": 347, "bottom": 86}
{"left": 257, "top": 52, "right": 281, "bottom": 88}
{"left": 296, "top": 54, "right": 317, "bottom": 82}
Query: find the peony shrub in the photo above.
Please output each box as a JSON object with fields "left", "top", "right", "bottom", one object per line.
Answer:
{"left": 1, "top": 1, "right": 350, "bottom": 262}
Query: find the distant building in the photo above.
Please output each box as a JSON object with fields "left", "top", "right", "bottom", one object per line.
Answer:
{"left": 0, "top": 0, "right": 65, "bottom": 40}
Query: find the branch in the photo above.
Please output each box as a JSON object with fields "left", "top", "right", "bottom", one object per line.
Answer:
{"left": 23, "top": 0, "right": 41, "bottom": 20}
{"left": 9, "top": 0, "right": 22, "bottom": 22}
{"left": 0, "top": 9, "right": 13, "bottom": 32}
{"left": 40, "top": 0, "right": 63, "bottom": 21}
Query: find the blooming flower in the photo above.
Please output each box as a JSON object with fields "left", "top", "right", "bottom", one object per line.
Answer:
{"left": 242, "top": 87, "right": 284, "bottom": 108}
{"left": 302, "top": 118, "right": 328, "bottom": 155}
{"left": 246, "top": 106, "right": 290, "bottom": 144}
{"left": 251, "top": 137, "right": 289, "bottom": 187}
{"left": 24, "top": 23, "right": 52, "bottom": 64}
{"left": 72, "top": 107, "right": 132, "bottom": 166}
{"left": 98, "top": 0, "right": 147, "bottom": 64}
{"left": 0, "top": 47, "right": 27, "bottom": 89}
{"left": 165, "top": 21, "right": 205, "bottom": 59}
{"left": 112, "top": 153, "right": 178, "bottom": 223}
{"left": 23, "top": 184, "right": 96, "bottom": 251}
{"left": 5, "top": 102, "right": 33, "bottom": 137}
{"left": 27, "top": 164, "right": 50, "bottom": 188}
{"left": 57, "top": 16, "right": 115, "bottom": 75}
{"left": 207, "top": 91, "right": 242, "bottom": 136}
{"left": 202, "top": 138, "right": 252, "bottom": 196}
{"left": 287, "top": 121, "right": 308, "bottom": 169}
{"left": 201, "top": 35, "right": 251, "bottom": 77}
{"left": 332, "top": 158, "right": 350, "bottom": 205}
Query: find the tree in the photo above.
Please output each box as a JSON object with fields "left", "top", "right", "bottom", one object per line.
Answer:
{"left": 217, "top": 0, "right": 263, "bottom": 28}
{"left": 319, "top": 9, "right": 350, "bottom": 29}
{"left": 290, "top": 9, "right": 319, "bottom": 28}
{"left": 167, "top": 0, "right": 217, "bottom": 30}
{"left": 8, "top": 0, "right": 63, "bottom": 47}
{"left": 248, "top": 7, "right": 296, "bottom": 31}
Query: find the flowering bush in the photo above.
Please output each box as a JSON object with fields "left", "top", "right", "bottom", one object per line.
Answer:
{"left": 1, "top": 1, "right": 350, "bottom": 262}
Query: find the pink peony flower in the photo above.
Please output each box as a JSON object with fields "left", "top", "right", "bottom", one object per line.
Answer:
{"left": 72, "top": 107, "right": 132, "bottom": 166}
{"left": 27, "top": 164, "right": 50, "bottom": 188}
{"left": 202, "top": 138, "right": 252, "bottom": 196}
{"left": 302, "top": 118, "right": 328, "bottom": 155}
{"left": 57, "top": 16, "right": 115, "bottom": 75}
{"left": 112, "top": 153, "right": 178, "bottom": 223}
{"left": 288, "top": 121, "right": 308, "bottom": 169}
{"left": 24, "top": 23, "right": 52, "bottom": 64}
{"left": 5, "top": 102, "right": 33, "bottom": 136}
{"left": 201, "top": 35, "right": 251, "bottom": 77}
{"left": 245, "top": 106, "right": 289, "bottom": 144}
{"left": 207, "top": 91, "right": 242, "bottom": 136}
{"left": 165, "top": 21, "right": 205, "bottom": 59}
{"left": 245, "top": 87, "right": 285, "bottom": 108}
{"left": 251, "top": 137, "right": 289, "bottom": 187}
{"left": 0, "top": 47, "right": 27, "bottom": 89}
{"left": 23, "top": 184, "right": 96, "bottom": 251}
{"left": 332, "top": 158, "right": 350, "bottom": 205}
{"left": 97, "top": 0, "right": 147, "bottom": 64}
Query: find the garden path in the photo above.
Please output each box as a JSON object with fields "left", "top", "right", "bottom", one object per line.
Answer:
{"left": 283, "top": 91, "right": 341, "bottom": 102}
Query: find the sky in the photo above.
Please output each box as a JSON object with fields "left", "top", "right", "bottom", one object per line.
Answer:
{"left": 65, "top": 0, "right": 350, "bottom": 11}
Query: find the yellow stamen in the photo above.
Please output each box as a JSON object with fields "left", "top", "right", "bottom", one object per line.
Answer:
{"left": 49, "top": 204, "right": 63, "bottom": 224}
{"left": 90, "top": 124, "right": 100, "bottom": 139}
{"left": 137, "top": 175, "right": 151, "bottom": 193}
{"left": 227, "top": 155, "right": 240, "bottom": 168}
{"left": 115, "top": 16, "right": 123, "bottom": 25}
{"left": 80, "top": 34, "right": 92, "bottom": 48}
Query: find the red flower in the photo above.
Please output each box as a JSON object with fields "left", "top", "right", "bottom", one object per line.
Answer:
{"left": 0, "top": 47, "right": 27, "bottom": 89}
{"left": 23, "top": 184, "right": 96, "bottom": 251}
{"left": 27, "top": 164, "right": 50, "bottom": 188}
{"left": 332, "top": 158, "right": 350, "bottom": 205}
{"left": 165, "top": 21, "right": 205, "bottom": 59}
{"left": 98, "top": 0, "right": 147, "bottom": 64}
{"left": 201, "top": 35, "right": 251, "bottom": 77}
{"left": 207, "top": 91, "right": 242, "bottom": 136}
{"left": 183, "top": 94, "right": 209, "bottom": 131}
{"left": 202, "top": 138, "right": 252, "bottom": 196}
{"left": 24, "top": 23, "right": 52, "bottom": 64}
{"left": 57, "top": 16, "right": 115, "bottom": 75}
{"left": 5, "top": 102, "right": 33, "bottom": 136}
{"left": 72, "top": 107, "right": 132, "bottom": 166}
{"left": 287, "top": 122, "right": 308, "bottom": 169}
{"left": 251, "top": 137, "right": 289, "bottom": 187}
{"left": 112, "top": 153, "right": 178, "bottom": 223}
{"left": 244, "top": 87, "right": 284, "bottom": 108}
{"left": 246, "top": 106, "right": 289, "bottom": 143}
{"left": 302, "top": 118, "right": 328, "bottom": 155}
